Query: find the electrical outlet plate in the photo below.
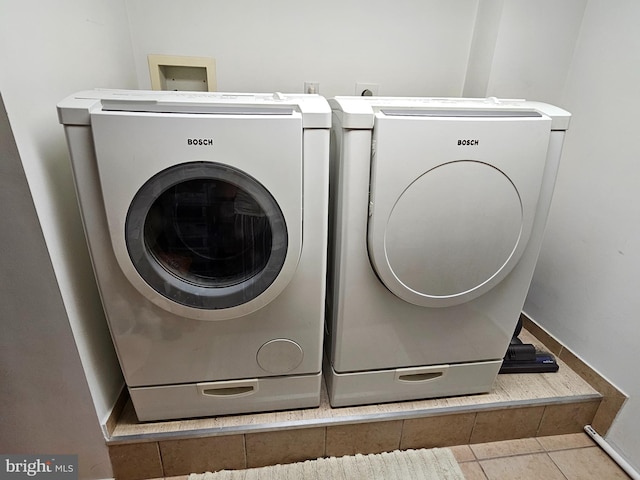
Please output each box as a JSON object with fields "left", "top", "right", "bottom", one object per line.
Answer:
{"left": 148, "top": 55, "right": 217, "bottom": 92}
{"left": 355, "top": 82, "right": 379, "bottom": 96}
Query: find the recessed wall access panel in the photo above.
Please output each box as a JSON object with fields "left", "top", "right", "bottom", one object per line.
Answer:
{"left": 148, "top": 54, "right": 217, "bottom": 92}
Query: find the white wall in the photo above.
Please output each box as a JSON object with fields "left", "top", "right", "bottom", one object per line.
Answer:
{"left": 126, "top": 0, "right": 478, "bottom": 98}
{"left": 463, "top": 0, "right": 505, "bottom": 98}
{"left": 524, "top": 0, "right": 640, "bottom": 471}
{"left": 464, "top": 0, "right": 587, "bottom": 105}
{"left": 0, "top": 94, "right": 112, "bottom": 479}
{"left": 0, "top": 0, "right": 136, "bottom": 423}
{"left": 0, "top": 1, "right": 136, "bottom": 477}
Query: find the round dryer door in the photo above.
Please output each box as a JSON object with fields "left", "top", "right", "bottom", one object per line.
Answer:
{"left": 367, "top": 112, "right": 552, "bottom": 308}
{"left": 126, "top": 162, "right": 288, "bottom": 311}
{"left": 379, "top": 160, "right": 522, "bottom": 301}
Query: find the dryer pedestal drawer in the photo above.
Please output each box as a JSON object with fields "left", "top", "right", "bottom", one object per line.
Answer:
{"left": 325, "top": 360, "right": 502, "bottom": 408}
{"left": 129, "top": 372, "right": 321, "bottom": 421}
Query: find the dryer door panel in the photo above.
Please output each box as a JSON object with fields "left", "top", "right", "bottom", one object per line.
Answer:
{"left": 368, "top": 112, "right": 552, "bottom": 307}
{"left": 384, "top": 160, "right": 522, "bottom": 297}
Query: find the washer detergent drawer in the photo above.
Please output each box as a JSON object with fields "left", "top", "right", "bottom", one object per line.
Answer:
{"left": 326, "top": 360, "right": 502, "bottom": 408}
{"left": 129, "top": 373, "right": 321, "bottom": 421}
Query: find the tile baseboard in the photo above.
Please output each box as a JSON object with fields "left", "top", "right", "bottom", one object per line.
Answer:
{"left": 104, "top": 384, "right": 129, "bottom": 438}
{"left": 520, "top": 313, "right": 627, "bottom": 435}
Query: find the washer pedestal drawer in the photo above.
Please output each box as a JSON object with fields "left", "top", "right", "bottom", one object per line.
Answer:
{"left": 129, "top": 372, "right": 321, "bottom": 421}
{"left": 325, "top": 360, "right": 502, "bottom": 408}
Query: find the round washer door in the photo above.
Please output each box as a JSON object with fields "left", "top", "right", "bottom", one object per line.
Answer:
{"left": 373, "top": 160, "right": 523, "bottom": 306}
{"left": 126, "top": 161, "right": 289, "bottom": 311}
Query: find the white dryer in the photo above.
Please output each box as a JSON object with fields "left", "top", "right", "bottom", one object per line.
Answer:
{"left": 326, "top": 96, "right": 570, "bottom": 407}
{"left": 58, "top": 90, "right": 330, "bottom": 421}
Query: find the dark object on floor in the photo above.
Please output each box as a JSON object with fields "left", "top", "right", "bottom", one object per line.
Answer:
{"left": 499, "top": 318, "right": 559, "bottom": 374}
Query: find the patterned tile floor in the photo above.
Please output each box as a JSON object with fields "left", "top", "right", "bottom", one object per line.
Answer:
{"left": 145, "top": 433, "right": 630, "bottom": 480}
{"left": 453, "top": 433, "right": 631, "bottom": 480}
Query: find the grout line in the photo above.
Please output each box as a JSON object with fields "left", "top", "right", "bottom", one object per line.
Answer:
{"left": 322, "top": 426, "right": 327, "bottom": 458}
{"left": 477, "top": 450, "right": 551, "bottom": 461}
{"left": 393, "top": 420, "right": 402, "bottom": 451}
{"left": 534, "top": 404, "right": 547, "bottom": 436}
{"left": 545, "top": 450, "right": 571, "bottom": 480}
{"left": 241, "top": 434, "right": 247, "bottom": 469}
{"left": 468, "top": 411, "right": 480, "bottom": 444}
{"left": 453, "top": 450, "right": 477, "bottom": 464}
{"left": 535, "top": 433, "right": 598, "bottom": 454}
{"left": 476, "top": 459, "right": 491, "bottom": 480}
{"left": 398, "top": 418, "right": 407, "bottom": 450}
{"left": 156, "top": 441, "right": 166, "bottom": 478}
{"left": 466, "top": 412, "right": 477, "bottom": 445}
{"left": 543, "top": 444, "right": 596, "bottom": 453}
{"left": 469, "top": 443, "right": 479, "bottom": 462}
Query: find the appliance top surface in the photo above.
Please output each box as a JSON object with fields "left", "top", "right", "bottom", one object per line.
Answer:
{"left": 57, "top": 89, "right": 330, "bottom": 128}
{"left": 330, "top": 96, "right": 570, "bottom": 130}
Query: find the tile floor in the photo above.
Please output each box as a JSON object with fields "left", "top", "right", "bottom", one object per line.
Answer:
{"left": 144, "top": 434, "right": 630, "bottom": 480}
{"left": 454, "top": 433, "right": 630, "bottom": 480}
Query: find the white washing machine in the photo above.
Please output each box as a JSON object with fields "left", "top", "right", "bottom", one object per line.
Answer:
{"left": 58, "top": 89, "right": 331, "bottom": 421}
{"left": 326, "top": 96, "right": 570, "bottom": 407}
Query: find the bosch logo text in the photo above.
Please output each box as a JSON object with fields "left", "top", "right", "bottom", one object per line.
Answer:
{"left": 187, "top": 138, "right": 214, "bottom": 146}
{"left": 458, "top": 139, "right": 479, "bottom": 146}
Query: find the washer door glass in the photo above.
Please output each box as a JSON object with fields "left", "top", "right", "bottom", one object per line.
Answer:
{"left": 126, "top": 162, "right": 287, "bottom": 309}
